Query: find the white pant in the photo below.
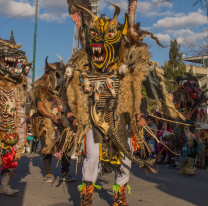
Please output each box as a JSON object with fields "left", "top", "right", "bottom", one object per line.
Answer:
{"left": 82, "top": 129, "right": 132, "bottom": 187}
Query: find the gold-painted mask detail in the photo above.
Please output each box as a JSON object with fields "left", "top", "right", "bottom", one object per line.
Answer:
{"left": 74, "top": 2, "right": 129, "bottom": 72}
{"left": 86, "top": 13, "right": 128, "bottom": 72}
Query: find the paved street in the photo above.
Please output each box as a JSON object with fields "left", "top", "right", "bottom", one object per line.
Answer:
{"left": 0, "top": 153, "right": 208, "bottom": 206}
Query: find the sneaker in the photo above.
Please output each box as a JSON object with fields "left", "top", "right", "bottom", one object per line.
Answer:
{"left": 60, "top": 173, "right": 75, "bottom": 182}
{"left": 153, "top": 152, "right": 157, "bottom": 158}
{"left": 157, "top": 155, "right": 163, "bottom": 162}
{"left": 164, "top": 155, "right": 169, "bottom": 163}
{"left": 44, "top": 174, "right": 53, "bottom": 183}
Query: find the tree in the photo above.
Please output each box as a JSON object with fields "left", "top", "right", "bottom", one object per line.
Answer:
{"left": 162, "top": 39, "right": 186, "bottom": 92}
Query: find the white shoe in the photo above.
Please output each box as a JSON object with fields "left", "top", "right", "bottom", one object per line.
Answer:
{"left": 164, "top": 155, "right": 169, "bottom": 163}
{"left": 157, "top": 155, "right": 163, "bottom": 162}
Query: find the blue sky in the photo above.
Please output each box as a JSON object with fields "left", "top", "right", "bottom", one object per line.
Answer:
{"left": 0, "top": 0, "right": 207, "bottom": 80}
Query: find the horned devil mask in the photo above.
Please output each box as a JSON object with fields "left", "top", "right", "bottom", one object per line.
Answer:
{"left": 68, "top": 1, "right": 147, "bottom": 72}
{"left": 45, "top": 55, "right": 64, "bottom": 93}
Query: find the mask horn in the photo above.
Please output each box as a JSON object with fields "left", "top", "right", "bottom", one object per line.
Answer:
{"left": 56, "top": 54, "right": 63, "bottom": 69}
{"left": 25, "top": 56, "right": 29, "bottom": 65}
{"left": 45, "top": 56, "right": 55, "bottom": 72}
{"left": 74, "top": 2, "right": 99, "bottom": 21}
{"left": 138, "top": 31, "right": 148, "bottom": 40}
{"left": 108, "top": 2, "right": 120, "bottom": 21}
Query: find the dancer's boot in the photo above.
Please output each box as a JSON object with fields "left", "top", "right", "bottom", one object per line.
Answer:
{"left": 113, "top": 183, "right": 130, "bottom": 206}
{"left": 0, "top": 170, "right": 19, "bottom": 196}
{"left": 79, "top": 181, "right": 94, "bottom": 206}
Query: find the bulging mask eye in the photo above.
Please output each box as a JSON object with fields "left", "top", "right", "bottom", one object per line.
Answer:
{"left": 108, "top": 33, "right": 115, "bottom": 38}
{"left": 56, "top": 72, "right": 61, "bottom": 79}
{"left": 91, "top": 31, "right": 98, "bottom": 37}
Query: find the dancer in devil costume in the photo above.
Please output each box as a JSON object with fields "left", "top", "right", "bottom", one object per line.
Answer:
{"left": 0, "top": 31, "right": 32, "bottom": 196}
{"left": 29, "top": 56, "right": 75, "bottom": 182}
{"left": 66, "top": 1, "right": 185, "bottom": 205}
{"left": 172, "top": 73, "right": 207, "bottom": 174}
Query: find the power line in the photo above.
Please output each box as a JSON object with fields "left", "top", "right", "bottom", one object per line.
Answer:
{"left": 0, "top": 0, "right": 47, "bottom": 27}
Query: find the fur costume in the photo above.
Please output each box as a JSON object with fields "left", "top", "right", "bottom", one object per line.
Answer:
{"left": 66, "top": 0, "right": 184, "bottom": 169}
{"left": 66, "top": 1, "right": 186, "bottom": 205}
{"left": 0, "top": 31, "right": 31, "bottom": 196}
{"left": 29, "top": 55, "right": 66, "bottom": 155}
{"left": 172, "top": 73, "right": 207, "bottom": 174}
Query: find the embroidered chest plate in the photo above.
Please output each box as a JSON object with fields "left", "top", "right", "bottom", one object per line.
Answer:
{"left": 80, "top": 73, "right": 120, "bottom": 109}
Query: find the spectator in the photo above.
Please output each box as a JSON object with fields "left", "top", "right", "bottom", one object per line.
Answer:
{"left": 150, "top": 109, "right": 156, "bottom": 115}
{"left": 26, "top": 115, "right": 31, "bottom": 133}
{"left": 154, "top": 111, "right": 163, "bottom": 139}
{"left": 157, "top": 121, "right": 173, "bottom": 163}
{"left": 144, "top": 116, "right": 158, "bottom": 158}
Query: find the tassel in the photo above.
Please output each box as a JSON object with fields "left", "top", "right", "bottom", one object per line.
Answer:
{"left": 112, "top": 183, "right": 121, "bottom": 194}
{"left": 127, "top": 184, "right": 131, "bottom": 194}
{"left": 77, "top": 182, "right": 86, "bottom": 192}
{"left": 93, "top": 183, "right": 102, "bottom": 190}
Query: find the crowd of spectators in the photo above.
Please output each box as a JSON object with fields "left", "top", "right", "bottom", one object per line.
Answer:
{"left": 143, "top": 109, "right": 174, "bottom": 164}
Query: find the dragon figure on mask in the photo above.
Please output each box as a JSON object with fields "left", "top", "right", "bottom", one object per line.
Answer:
{"left": 65, "top": 1, "right": 185, "bottom": 205}
{"left": 0, "top": 31, "right": 32, "bottom": 196}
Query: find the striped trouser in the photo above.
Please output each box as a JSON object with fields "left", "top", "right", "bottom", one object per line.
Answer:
{"left": 82, "top": 129, "right": 132, "bottom": 187}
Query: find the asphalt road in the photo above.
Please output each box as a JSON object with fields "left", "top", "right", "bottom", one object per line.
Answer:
{"left": 0, "top": 153, "right": 208, "bottom": 206}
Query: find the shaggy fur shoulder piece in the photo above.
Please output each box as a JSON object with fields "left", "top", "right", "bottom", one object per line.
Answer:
{"left": 114, "top": 50, "right": 154, "bottom": 156}
{"left": 155, "top": 68, "right": 186, "bottom": 121}
{"left": 118, "top": 45, "right": 152, "bottom": 71}
{"left": 29, "top": 73, "right": 51, "bottom": 107}
{"left": 69, "top": 49, "right": 90, "bottom": 71}
{"left": 66, "top": 70, "right": 90, "bottom": 126}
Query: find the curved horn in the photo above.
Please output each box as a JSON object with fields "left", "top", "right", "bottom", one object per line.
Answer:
{"left": 45, "top": 56, "right": 55, "bottom": 72}
{"left": 25, "top": 56, "right": 29, "bottom": 65}
{"left": 128, "top": 0, "right": 138, "bottom": 38}
{"left": 128, "top": 0, "right": 137, "bottom": 28}
{"left": 108, "top": 2, "right": 120, "bottom": 21}
{"left": 74, "top": 2, "right": 99, "bottom": 21}
{"left": 56, "top": 54, "right": 63, "bottom": 69}
{"left": 138, "top": 31, "right": 148, "bottom": 40}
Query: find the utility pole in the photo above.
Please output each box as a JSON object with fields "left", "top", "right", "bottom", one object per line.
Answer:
{"left": 32, "top": 0, "right": 38, "bottom": 83}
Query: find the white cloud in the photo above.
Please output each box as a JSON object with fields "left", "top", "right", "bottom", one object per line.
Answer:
{"left": 102, "top": 0, "right": 173, "bottom": 18}
{"left": 0, "top": 0, "right": 35, "bottom": 17}
{"left": 137, "top": 0, "right": 173, "bottom": 17}
{"left": 0, "top": 0, "right": 69, "bottom": 22}
{"left": 156, "top": 28, "right": 206, "bottom": 48}
{"left": 154, "top": 33, "right": 172, "bottom": 43}
{"left": 37, "top": 0, "right": 69, "bottom": 22}
{"left": 153, "top": 9, "right": 207, "bottom": 30}
{"left": 174, "top": 13, "right": 185, "bottom": 17}
{"left": 39, "top": 12, "right": 69, "bottom": 23}
{"left": 147, "top": 10, "right": 174, "bottom": 17}
{"left": 173, "top": 29, "right": 206, "bottom": 46}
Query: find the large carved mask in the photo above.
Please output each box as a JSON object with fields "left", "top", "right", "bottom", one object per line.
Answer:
{"left": 0, "top": 31, "right": 28, "bottom": 79}
{"left": 45, "top": 55, "right": 65, "bottom": 93}
{"left": 83, "top": 4, "right": 128, "bottom": 72}
{"left": 182, "top": 79, "right": 201, "bottom": 100}
{"left": 69, "top": 2, "right": 128, "bottom": 72}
